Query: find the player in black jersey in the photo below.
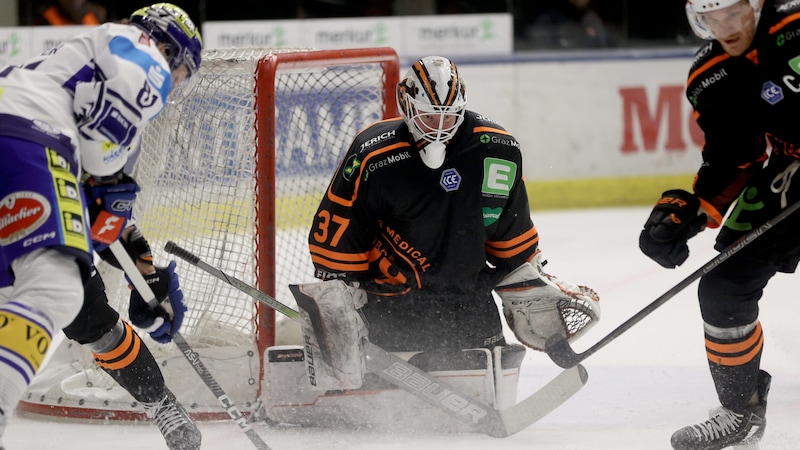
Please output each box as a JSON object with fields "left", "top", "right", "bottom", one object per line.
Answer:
{"left": 288, "top": 56, "right": 601, "bottom": 400}
{"left": 639, "top": 1, "right": 800, "bottom": 448}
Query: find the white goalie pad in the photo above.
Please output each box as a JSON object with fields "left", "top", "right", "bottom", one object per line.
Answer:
{"left": 262, "top": 344, "right": 526, "bottom": 432}
{"left": 496, "top": 251, "right": 601, "bottom": 351}
{"left": 290, "top": 281, "right": 368, "bottom": 391}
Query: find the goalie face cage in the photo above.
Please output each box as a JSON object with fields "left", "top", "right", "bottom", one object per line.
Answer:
{"left": 18, "top": 47, "right": 400, "bottom": 421}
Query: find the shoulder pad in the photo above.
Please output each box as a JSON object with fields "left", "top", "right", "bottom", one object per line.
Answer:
{"left": 776, "top": 0, "right": 800, "bottom": 15}
{"left": 468, "top": 110, "right": 508, "bottom": 131}
{"left": 353, "top": 119, "right": 405, "bottom": 155}
{"left": 472, "top": 112, "right": 500, "bottom": 126}
{"left": 690, "top": 41, "right": 723, "bottom": 69}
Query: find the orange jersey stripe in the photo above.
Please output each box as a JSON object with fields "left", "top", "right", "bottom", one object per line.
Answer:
{"left": 473, "top": 126, "right": 511, "bottom": 136}
{"left": 687, "top": 53, "right": 730, "bottom": 88}
{"left": 310, "top": 255, "right": 370, "bottom": 272}
{"left": 309, "top": 243, "right": 370, "bottom": 272}
{"left": 487, "top": 226, "right": 538, "bottom": 250}
{"left": 309, "top": 244, "right": 370, "bottom": 263}
{"left": 486, "top": 227, "right": 539, "bottom": 259}
{"left": 768, "top": 12, "right": 800, "bottom": 34}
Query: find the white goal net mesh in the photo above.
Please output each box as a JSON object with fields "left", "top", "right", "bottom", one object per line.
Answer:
{"left": 19, "top": 47, "right": 399, "bottom": 420}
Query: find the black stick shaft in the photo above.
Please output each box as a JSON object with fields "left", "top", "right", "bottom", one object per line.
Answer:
{"left": 115, "top": 241, "right": 271, "bottom": 449}
{"left": 546, "top": 198, "right": 800, "bottom": 368}
{"left": 165, "top": 241, "right": 300, "bottom": 321}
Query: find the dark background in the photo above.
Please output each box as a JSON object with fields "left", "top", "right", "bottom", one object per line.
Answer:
{"left": 17, "top": 1, "right": 697, "bottom": 50}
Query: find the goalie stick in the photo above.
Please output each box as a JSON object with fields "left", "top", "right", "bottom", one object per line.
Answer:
{"left": 545, "top": 197, "right": 800, "bottom": 369}
{"left": 164, "top": 240, "right": 589, "bottom": 438}
{"left": 108, "top": 240, "right": 272, "bottom": 450}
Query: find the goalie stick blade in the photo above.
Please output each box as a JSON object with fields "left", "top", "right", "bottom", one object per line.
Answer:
{"left": 364, "top": 342, "right": 588, "bottom": 438}
{"left": 499, "top": 364, "right": 588, "bottom": 436}
{"left": 363, "top": 341, "right": 508, "bottom": 438}
{"left": 545, "top": 334, "right": 583, "bottom": 369}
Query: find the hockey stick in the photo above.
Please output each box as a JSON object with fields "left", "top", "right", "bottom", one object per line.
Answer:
{"left": 164, "top": 240, "right": 588, "bottom": 438}
{"left": 108, "top": 240, "right": 272, "bottom": 450}
{"left": 545, "top": 197, "right": 800, "bottom": 369}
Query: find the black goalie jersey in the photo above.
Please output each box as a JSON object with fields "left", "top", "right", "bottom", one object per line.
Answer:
{"left": 308, "top": 111, "right": 539, "bottom": 300}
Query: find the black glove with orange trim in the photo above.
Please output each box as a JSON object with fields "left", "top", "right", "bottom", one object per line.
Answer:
{"left": 639, "top": 189, "right": 707, "bottom": 268}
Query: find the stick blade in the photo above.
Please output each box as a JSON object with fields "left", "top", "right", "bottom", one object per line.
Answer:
{"left": 499, "top": 363, "right": 588, "bottom": 435}
{"left": 545, "top": 334, "right": 582, "bottom": 369}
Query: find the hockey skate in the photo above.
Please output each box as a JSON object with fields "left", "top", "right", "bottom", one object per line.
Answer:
{"left": 670, "top": 370, "right": 771, "bottom": 450}
{"left": 142, "top": 391, "right": 202, "bottom": 450}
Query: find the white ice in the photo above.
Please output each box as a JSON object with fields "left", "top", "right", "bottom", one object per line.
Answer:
{"left": 4, "top": 206, "right": 799, "bottom": 449}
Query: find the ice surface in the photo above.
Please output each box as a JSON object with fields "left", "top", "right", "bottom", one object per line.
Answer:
{"left": 5, "top": 207, "right": 799, "bottom": 449}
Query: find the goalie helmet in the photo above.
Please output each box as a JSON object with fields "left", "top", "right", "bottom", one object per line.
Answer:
{"left": 685, "top": 0, "right": 762, "bottom": 41}
{"left": 397, "top": 56, "right": 467, "bottom": 148}
{"left": 130, "top": 3, "right": 203, "bottom": 78}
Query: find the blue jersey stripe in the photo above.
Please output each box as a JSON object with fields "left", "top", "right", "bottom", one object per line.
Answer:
{"left": 108, "top": 36, "right": 172, "bottom": 101}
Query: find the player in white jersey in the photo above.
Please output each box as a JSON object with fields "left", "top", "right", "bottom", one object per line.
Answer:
{"left": 0, "top": 3, "right": 202, "bottom": 449}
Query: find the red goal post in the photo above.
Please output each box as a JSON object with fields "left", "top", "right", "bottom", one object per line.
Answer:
{"left": 18, "top": 47, "right": 400, "bottom": 421}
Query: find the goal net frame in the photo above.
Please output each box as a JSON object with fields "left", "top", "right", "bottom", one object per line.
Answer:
{"left": 17, "top": 47, "right": 400, "bottom": 421}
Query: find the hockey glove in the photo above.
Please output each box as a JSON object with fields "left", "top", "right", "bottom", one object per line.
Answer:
{"left": 128, "top": 261, "right": 186, "bottom": 344}
{"left": 639, "top": 189, "right": 707, "bottom": 269}
{"left": 496, "top": 251, "right": 601, "bottom": 352}
{"left": 85, "top": 174, "right": 139, "bottom": 252}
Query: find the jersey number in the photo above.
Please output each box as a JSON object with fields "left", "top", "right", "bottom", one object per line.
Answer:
{"left": 312, "top": 210, "right": 349, "bottom": 247}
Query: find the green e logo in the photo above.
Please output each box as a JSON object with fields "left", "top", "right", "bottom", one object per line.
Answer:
{"left": 482, "top": 158, "right": 517, "bottom": 196}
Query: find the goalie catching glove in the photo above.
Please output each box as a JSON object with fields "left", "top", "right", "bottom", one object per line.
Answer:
{"left": 128, "top": 261, "right": 187, "bottom": 344}
{"left": 495, "top": 250, "right": 601, "bottom": 351}
{"left": 290, "top": 280, "right": 368, "bottom": 391}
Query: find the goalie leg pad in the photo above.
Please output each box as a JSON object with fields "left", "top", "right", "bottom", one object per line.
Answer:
{"left": 290, "top": 281, "right": 368, "bottom": 391}
{"left": 493, "top": 343, "right": 526, "bottom": 409}
{"left": 408, "top": 348, "right": 497, "bottom": 406}
{"left": 496, "top": 251, "right": 601, "bottom": 351}
{"left": 263, "top": 345, "right": 322, "bottom": 409}
{"left": 264, "top": 345, "right": 511, "bottom": 429}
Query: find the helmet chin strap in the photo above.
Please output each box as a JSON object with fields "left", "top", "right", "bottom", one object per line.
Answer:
{"left": 419, "top": 141, "right": 446, "bottom": 169}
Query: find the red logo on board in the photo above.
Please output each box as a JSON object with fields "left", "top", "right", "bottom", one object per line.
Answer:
{"left": 0, "top": 192, "right": 51, "bottom": 245}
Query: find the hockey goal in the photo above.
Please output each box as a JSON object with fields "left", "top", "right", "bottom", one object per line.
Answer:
{"left": 18, "top": 47, "right": 400, "bottom": 421}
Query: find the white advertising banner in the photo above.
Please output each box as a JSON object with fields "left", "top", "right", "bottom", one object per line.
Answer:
{"left": 201, "top": 14, "right": 513, "bottom": 61}
{"left": 0, "top": 25, "right": 90, "bottom": 67}
{"left": 456, "top": 57, "right": 703, "bottom": 181}
{"left": 0, "top": 20, "right": 699, "bottom": 185}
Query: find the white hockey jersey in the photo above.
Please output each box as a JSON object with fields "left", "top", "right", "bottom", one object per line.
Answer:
{"left": 0, "top": 23, "right": 172, "bottom": 178}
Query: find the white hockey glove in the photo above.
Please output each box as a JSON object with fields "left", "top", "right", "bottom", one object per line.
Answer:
{"left": 496, "top": 251, "right": 601, "bottom": 351}
{"left": 290, "top": 280, "right": 368, "bottom": 391}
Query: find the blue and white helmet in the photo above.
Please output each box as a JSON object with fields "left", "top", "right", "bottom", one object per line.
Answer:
{"left": 686, "top": 0, "right": 762, "bottom": 40}
{"left": 130, "top": 3, "right": 203, "bottom": 78}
